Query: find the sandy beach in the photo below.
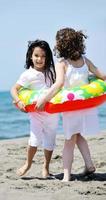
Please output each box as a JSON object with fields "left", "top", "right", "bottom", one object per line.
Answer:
{"left": 0, "top": 132, "right": 106, "bottom": 200}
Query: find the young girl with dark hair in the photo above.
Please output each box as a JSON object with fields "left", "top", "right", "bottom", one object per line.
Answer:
{"left": 11, "top": 40, "right": 58, "bottom": 178}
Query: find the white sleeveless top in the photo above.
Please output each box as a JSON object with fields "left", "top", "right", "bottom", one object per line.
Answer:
{"left": 64, "top": 57, "right": 89, "bottom": 88}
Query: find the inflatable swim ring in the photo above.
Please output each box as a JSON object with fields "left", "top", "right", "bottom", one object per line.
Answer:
{"left": 16, "top": 78, "right": 106, "bottom": 113}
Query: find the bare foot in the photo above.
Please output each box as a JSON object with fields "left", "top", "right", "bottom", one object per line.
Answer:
{"left": 42, "top": 167, "right": 49, "bottom": 178}
{"left": 82, "top": 166, "right": 96, "bottom": 176}
{"left": 16, "top": 163, "right": 30, "bottom": 176}
{"left": 62, "top": 170, "right": 71, "bottom": 182}
{"left": 62, "top": 176, "right": 71, "bottom": 182}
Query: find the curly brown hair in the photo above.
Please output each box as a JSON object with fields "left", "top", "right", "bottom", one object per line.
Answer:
{"left": 55, "top": 28, "right": 87, "bottom": 61}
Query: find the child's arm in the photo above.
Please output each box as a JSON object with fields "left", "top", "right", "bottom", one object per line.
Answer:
{"left": 11, "top": 83, "right": 26, "bottom": 112}
{"left": 36, "top": 61, "right": 65, "bottom": 110}
{"left": 86, "top": 58, "right": 106, "bottom": 80}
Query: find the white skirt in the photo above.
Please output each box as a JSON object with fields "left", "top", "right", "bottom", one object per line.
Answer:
{"left": 62, "top": 108, "right": 99, "bottom": 139}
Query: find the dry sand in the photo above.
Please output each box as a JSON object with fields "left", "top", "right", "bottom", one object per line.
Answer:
{"left": 0, "top": 133, "right": 106, "bottom": 200}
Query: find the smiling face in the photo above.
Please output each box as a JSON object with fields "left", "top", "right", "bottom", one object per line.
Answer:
{"left": 31, "top": 47, "right": 46, "bottom": 71}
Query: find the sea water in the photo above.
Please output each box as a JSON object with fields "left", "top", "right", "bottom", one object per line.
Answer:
{"left": 0, "top": 91, "right": 106, "bottom": 140}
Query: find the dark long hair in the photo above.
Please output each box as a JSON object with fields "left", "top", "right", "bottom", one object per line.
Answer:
{"left": 25, "top": 39, "right": 56, "bottom": 85}
{"left": 55, "top": 28, "right": 87, "bottom": 61}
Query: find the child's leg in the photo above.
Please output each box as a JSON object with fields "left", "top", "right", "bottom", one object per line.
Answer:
{"left": 62, "top": 134, "right": 77, "bottom": 182}
{"left": 17, "top": 145, "right": 37, "bottom": 176}
{"left": 76, "top": 134, "right": 95, "bottom": 171}
{"left": 42, "top": 113, "right": 58, "bottom": 178}
{"left": 17, "top": 112, "right": 43, "bottom": 177}
{"left": 42, "top": 149, "right": 53, "bottom": 178}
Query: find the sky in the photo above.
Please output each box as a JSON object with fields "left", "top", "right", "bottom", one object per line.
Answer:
{"left": 0, "top": 0, "right": 106, "bottom": 91}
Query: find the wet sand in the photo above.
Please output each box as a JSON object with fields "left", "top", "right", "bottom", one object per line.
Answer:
{"left": 0, "top": 133, "right": 106, "bottom": 200}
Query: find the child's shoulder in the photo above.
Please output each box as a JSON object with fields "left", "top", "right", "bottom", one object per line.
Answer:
{"left": 84, "top": 56, "right": 91, "bottom": 64}
{"left": 20, "top": 69, "right": 29, "bottom": 75}
{"left": 56, "top": 58, "right": 67, "bottom": 67}
{"left": 83, "top": 56, "right": 94, "bottom": 70}
{"left": 19, "top": 68, "right": 32, "bottom": 79}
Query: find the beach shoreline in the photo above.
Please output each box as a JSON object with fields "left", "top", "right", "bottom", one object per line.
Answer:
{"left": 0, "top": 133, "right": 106, "bottom": 200}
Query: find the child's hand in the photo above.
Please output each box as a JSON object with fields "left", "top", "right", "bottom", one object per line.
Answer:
{"left": 36, "top": 97, "right": 46, "bottom": 111}
{"left": 104, "top": 75, "right": 106, "bottom": 80}
{"left": 13, "top": 100, "right": 27, "bottom": 113}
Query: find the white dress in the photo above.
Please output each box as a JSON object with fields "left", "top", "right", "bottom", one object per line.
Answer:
{"left": 62, "top": 58, "right": 99, "bottom": 139}
{"left": 17, "top": 67, "right": 58, "bottom": 150}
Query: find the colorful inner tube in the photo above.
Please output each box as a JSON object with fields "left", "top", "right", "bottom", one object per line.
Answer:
{"left": 16, "top": 78, "right": 106, "bottom": 113}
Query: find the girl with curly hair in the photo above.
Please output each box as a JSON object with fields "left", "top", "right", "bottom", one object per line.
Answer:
{"left": 36, "top": 28, "right": 106, "bottom": 181}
